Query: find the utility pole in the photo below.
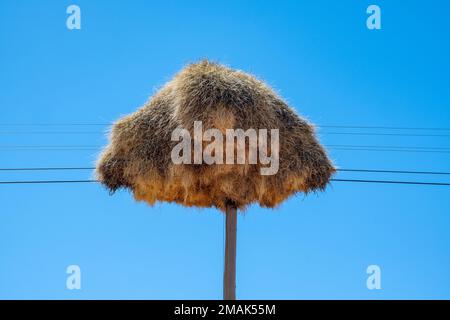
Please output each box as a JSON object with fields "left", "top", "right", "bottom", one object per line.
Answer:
{"left": 223, "top": 202, "right": 237, "bottom": 300}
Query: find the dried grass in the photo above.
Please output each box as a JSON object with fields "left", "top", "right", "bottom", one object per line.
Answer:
{"left": 96, "top": 60, "right": 335, "bottom": 211}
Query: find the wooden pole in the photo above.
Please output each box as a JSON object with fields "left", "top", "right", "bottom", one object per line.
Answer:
{"left": 223, "top": 202, "right": 237, "bottom": 300}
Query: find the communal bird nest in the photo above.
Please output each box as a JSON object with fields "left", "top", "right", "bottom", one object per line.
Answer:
{"left": 96, "top": 60, "right": 335, "bottom": 211}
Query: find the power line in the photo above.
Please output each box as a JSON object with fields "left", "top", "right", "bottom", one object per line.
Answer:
{"left": 2, "top": 148, "right": 448, "bottom": 154}
{"left": 329, "top": 144, "right": 450, "bottom": 154}
{"left": 0, "top": 145, "right": 99, "bottom": 148}
{"left": 0, "top": 123, "right": 110, "bottom": 126}
{"left": 1, "top": 167, "right": 450, "bottom": 175}
{"left": 1, "top": 178, "right": 449, "bottom": 186}
{"left": 330, "top": 148, "right": 450, "bottom": 154}
{"left": 2, "top": 144, "right": 449, "bottom": 150}
{"left": 337, "top": 169, "right": 450, "bottom": 175}
{"left": 1, "top": 131, "right": 450, "bottom": 137}
{"left": 0, "top": 148, "right": 98, "bottom": 151}
{"left": 331, "top": 179, "right": 450, "bottom": 186}
{"left": 1, "top": 144, "right": 450, "bottom": 154}
{"left": 0, "top": 132, "right": 102, "bottom": 134}
{"left": 327, "top": 144, "right": 450, "bottom": 150}
{"left": 321, "top": 132, "right": 450, "bottom": 137}
{"left": 0, "top": 180, "right": 97, "bottom": 184}
{"left": 318, "top": 125, "right": 450, "bottom": 131}
{"left": 0, "top": 167, "right": 95, "bottom": 171}
{"left": 1, "top": 123, "right": 450, "bottom": 131}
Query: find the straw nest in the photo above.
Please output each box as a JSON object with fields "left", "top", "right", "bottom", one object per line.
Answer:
{"left": 96, "top": 60, "right": 335, "bottom": 211}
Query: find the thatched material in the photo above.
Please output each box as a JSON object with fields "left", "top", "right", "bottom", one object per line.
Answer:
{"left": 96, "top": 60, "right": 335, "bottom": 211}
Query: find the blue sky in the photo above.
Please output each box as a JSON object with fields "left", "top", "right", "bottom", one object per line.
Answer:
{"left": 1, "top": 0, "right": 449, "bottom": 299}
